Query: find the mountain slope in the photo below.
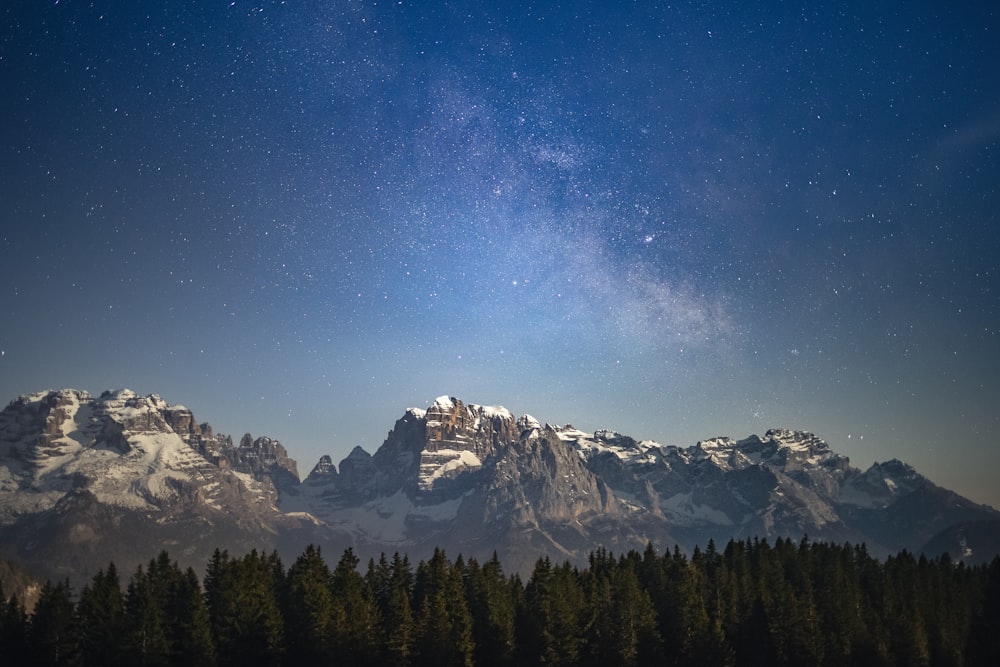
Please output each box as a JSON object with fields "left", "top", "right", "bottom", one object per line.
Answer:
{"left": 279, "top": 397, "right": 661, "bottom": 573}
{"left": 562, "top": 427, "right": 997, "bottom": 554}
{"left": 1, "top": 389, "right": 996, "bottom": 583}
{"left": 0, "top": 389, "right": 339, "bottom": 584}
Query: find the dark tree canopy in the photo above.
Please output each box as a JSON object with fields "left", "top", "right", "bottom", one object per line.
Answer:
{"left": 1, "top": 540, "right": 997, "bottom": 666}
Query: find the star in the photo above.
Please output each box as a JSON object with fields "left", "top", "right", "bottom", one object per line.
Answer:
{"left": 0, "top": 0, "right": 997, "bottom": 509}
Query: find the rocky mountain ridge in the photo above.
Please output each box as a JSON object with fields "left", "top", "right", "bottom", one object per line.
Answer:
{"left": 0, "top": 389, "right": 996, "bottom": 583}
{"left": 0, "top": 389, "right": 327, "bottom": 583}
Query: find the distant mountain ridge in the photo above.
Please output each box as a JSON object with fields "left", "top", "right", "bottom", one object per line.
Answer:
{"left": 0, "top": 389, "right": 996, "bottom": 583}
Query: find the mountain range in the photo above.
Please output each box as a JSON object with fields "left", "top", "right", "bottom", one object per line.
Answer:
{"left": 1, "top": 388, "right": 996, "bottom": 585}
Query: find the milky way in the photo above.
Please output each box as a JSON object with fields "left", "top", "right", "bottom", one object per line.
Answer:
{"left": 1, "top": 1, "right": 998, "bottom": 507}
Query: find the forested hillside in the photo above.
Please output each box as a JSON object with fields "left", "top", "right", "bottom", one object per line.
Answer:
{"left": 2, "top": 538, "right": 998, "bottom": 666}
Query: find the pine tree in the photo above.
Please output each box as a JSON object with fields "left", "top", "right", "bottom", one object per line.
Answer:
{"left": 464, "top": 553, "right": 516, "bottom": 667}
{"left": 967, "top": 556, "right": 1000, "bottom": 666}
{"left": 204, "top": 549, "right": 284, "bottom": 667}
{"left": 123, "top": 562, "right": 170, "bottom": 667}
{"left": 385, "top": 553, "right": 415, "bottom": 666}
{"left": 330, "top": 547, "right": 380, "bottom": 666}
{"left": 518, "top": 557, "right": 585, "bottom": 666}
{"left": 678, "top": 554, "right": 731, "bottom": 667}
{"left": 851, "top": 542, "right": 891, "bottom": 664}
{"left": 366, "top": 554, "right": 390, "bottom": 606}
{"left": 29, "top": 579, "right": 80, "bottom": 667}
{"left": 0, "top": 583, "right": 29, "bottom": 664}
{"left": 754, "top": 537, "right": 821, "bottom": 666}
{"left": 581, "top": 561, "right": 662, "bottom": 667}
{"left": 884, "top": 551, "right": 931, "bottom": 666}
{"left": 411, "top": 549, "right": 475, "bottom": 667}
{"left": 168, "top": 567, "right": 215, "bottom": 667}
{"left": 648, "top": 546, "right": 687, "bottom": 667}
{"left": 283, "top": 544, "right": 338, "bottom": 664}
{"left": 120, "top": 552, "right": 215, "bottom": 667}
{"left": 719, "top": 539, "right": 756, "bottom": 660}
{"left": 919, "top": 552, "right": 971, "bottom": 667}
{"left": 77, "top": 564, "right": 125, "bottom": 667}
{"left": 367, "top": 552, "right": 415, "bottom": 666}
{"left": 808, "top": 541, "right": 859, "bottom": 665}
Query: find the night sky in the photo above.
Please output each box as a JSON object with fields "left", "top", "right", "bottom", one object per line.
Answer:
{"left": 2, "top": 1, "right": 998, "bottom": 508}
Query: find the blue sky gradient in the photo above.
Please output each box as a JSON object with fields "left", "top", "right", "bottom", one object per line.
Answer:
{"left": 2, "top": 1, "right": 998, "bottom": 507}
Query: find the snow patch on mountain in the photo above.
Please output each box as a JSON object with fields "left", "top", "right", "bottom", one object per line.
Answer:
{"left": 557, "top": 426, "right": 664, "bottom": 466}
{"left": 476, "top": 404, "right": 514, "bottom": 421}
{"left": 0, "top": 388, "right": 280, "bottom": 519}
{"left": 433, "top": 395, "right": 455, "bottom": 410}
{"left": 322, "top": 490, "right": 466, "bottom": 544}
{"left": 837, "top": 459, "right": 921, "bottom": 508}
{"left": 691, "top": 437, "right": 741, "bottom": 469}
{"left": 519, "top": 414, "right": 541, "bottom": 432}
{"left": 4, "top": 389, "right": 999, "bottom": 584}
{"left": 94, "top": 431, "right": 195, "bottom": 509}
{"left": 662, "top": 491, "right": 735, "bottom": 525}
{"left": 419, "top": 449, "right": 482, "bottom": 490}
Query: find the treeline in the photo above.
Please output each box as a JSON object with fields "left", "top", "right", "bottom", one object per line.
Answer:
{"left": 2, "top": 537, "right": 999, "bottom": 666}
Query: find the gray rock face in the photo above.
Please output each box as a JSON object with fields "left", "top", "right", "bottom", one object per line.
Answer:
{"left": 566, "top": 426, "right": 997, "bottom": 554}
{"left": 287, "top": 398, "right": 649, "bottom": 573}
{"left": 0, "top": 389, "right": 329, "bottom": 585}
{"left": 1, "top": 389, "right": 997, "bottom": 583}
{"left": 216, "top": 432, "right": 301, "bottom": 499}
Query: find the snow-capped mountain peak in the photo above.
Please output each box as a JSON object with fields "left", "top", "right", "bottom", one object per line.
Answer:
{"left": 0, "top": 388, "right": 304, "bottom": 521}
{"left": 2, "top": 390, "right": 997, "bottom": 584}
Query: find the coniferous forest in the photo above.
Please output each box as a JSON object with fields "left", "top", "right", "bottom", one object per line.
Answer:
{"left": 2, "top": 538, "right": 999, "bottom": 667}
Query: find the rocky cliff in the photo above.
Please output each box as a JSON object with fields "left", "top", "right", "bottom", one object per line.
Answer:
{"left": 1, "top": 389, "right": 996, "bottom": 584}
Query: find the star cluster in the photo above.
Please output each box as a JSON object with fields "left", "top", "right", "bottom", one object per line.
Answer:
{"left": 1, "top": 1, "right": 998, "bottom": 507}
